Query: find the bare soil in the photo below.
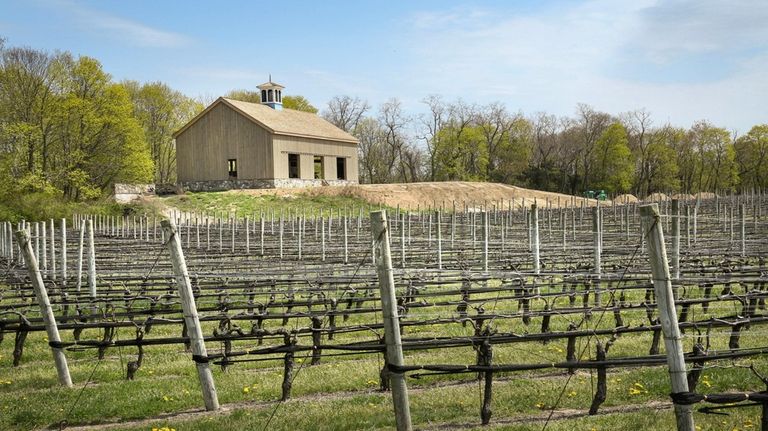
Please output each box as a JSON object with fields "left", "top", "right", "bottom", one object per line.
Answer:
{"left": 229, "top": 181, "right": 606, "bottom": 211}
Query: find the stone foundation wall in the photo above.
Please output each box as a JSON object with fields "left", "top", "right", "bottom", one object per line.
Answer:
{"left": 114, "top": 183, "right": 155, "bottom": 203}
{"left": 180, "top": 178, "right": 358, "bottom": 192}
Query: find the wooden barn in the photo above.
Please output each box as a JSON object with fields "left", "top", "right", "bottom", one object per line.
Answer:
{"left": 173, "top": 80, "right": 359, "bottom": 191}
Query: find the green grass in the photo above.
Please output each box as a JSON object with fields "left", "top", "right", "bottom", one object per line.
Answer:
{"left": 160, "top": 191, "right": 387, "bottom": 217}
{"left": 1, "top": 296, "right": 764, "bottom": 431}
{"left": 0, "top": 191, "right": 164, "bottom": 223}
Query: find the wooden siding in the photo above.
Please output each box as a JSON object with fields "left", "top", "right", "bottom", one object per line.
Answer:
{"left": 272, "top": 135, "right": 359, "bottom": 182}
{"left": 176, "top": 103, "right": 274, "bottom": 182}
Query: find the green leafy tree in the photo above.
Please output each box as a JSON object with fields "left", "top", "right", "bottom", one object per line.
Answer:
{"left": 225, "top": 90, "right": 318, "bottom": 113}
{"left": 686, "top": 121, "right": 737, "bottom": 193}
{"left": 51, "top": 55, "right": 153, "bottom": 199}
{"left": 734, "top": 124, "right": 768, "bottom": 190}
{"left": 283, "top": 95, "right": 318, "bottom": 113}
{"left": 224, "top": 89, "right": 261, "bottom": 103}
{"left": 125, "top": 81, "right": 203, "bottom": 183}
{"left": 590, "top": 123, "right": 634, "bottom": 193}
{"left": 643, "top": 126, "right": 682, "bottom": 194}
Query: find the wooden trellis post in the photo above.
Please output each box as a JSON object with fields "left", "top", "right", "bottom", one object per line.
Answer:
{"left": 640, "top": 204, "right": 694, "bottom": 431}
{"left": 371, "top": 210, "right": 413, "bottom": 431}
{"left": 15, "top": 229, "right": 73, "bottom": 387}
{"left": 161, "top": 220, "right": 220, "bottom": 411}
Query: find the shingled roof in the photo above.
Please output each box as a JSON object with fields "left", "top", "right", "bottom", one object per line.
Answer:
{"left": 173, "top": 97, "right": 358, "bottom": 144}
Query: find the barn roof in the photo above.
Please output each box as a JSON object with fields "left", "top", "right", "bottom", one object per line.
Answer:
{"left": 172, "top": 97, "right": 358, "bottom": 144}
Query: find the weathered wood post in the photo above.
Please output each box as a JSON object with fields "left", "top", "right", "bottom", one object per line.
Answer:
{"left": 740, "top": 204, "right": 746, "bottom": 257}
{"left": 671, "top": 199, "right": 680, "bottom": 280}
{"left": 483, "top": 211, "right": 489, "bottom": 273}
{"left": 60, "top": 219, "right": 67, "bottom": 284}
{"left": 49, "top": 219, "right": 56, "bottom": 281}
{"left": 76, "top": 219, "right": 85, "bottom": 292}
{"left": 343, "top": 215, "right": 349, "bottom": 264}
{"left": 436, "top": 210, "right": 442, "bottom": 270}
{"left": 15, "top": 229, "right": 73, "bottom": 387}
{"left": 41, "top": 221, "right": 48, "bottom": 278}
{"left": 640, "top": 204, "right": 694, "bottom": 431}
{"left": 371, "top": 211, "right": 413, "bottom": 431}
{"left": 592, "top": 206, "right": 601, "bottom": 275}
{"left": 87, "top": 219, "right": 97, "bottom": 298}
{"left": 531, "top": 204, "right": 540, "bottom": 275}
{"left": 161, "top": 220, "right": 220, "bottom": 411}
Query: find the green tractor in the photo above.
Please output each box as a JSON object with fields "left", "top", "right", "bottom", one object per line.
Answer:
{"left": 584, "top": 190, "right": 608, "bottom": 201}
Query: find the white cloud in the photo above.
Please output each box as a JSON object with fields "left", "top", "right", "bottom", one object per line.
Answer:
{"left": 629, "top": 0, "right": 768, "bottom": 62}
{"left": 51, "top": 0, "right": 191, "bottom": 48}
{"left": 396, "top": 0, "right": 767, "bottom": 132}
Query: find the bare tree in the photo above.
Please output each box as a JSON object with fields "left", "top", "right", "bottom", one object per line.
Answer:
{"left": 478, "top": 102, "right": 511, "bottom": 179}
{"left": 379, "top": 98, "right": 410, "bottom": 182}
{"left": 322, "top": 95, "right": 370, "bottom": 133}
{"left": 418, "top": 94, "right": 447, "bottom": 181}
{"left": 621, "top": 109, "right": 653, "bottom": 196}
{"left": 355, "top": 117, "right": 388, "bottom": 183}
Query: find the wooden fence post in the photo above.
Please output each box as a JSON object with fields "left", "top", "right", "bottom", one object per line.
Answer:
{"left": 671, "top": 200, "right": 681, "bottom": 281}
{"left": 76, "top": 220, "right": 85, "bottom": 292}
{"left": 371, "top": 210, "right": 413, "bottom": 431}
{"left": 60, "top": 218, "right": 67, "bottom": 284}
{"left": 87, "top": 219, "right": 97, "bottom": 298}
{"left": 483, "top": 211, "right": 489, "bottom": 273}
{"left": 640, "top": 204, "right": 694, "bottom": 431}
{"left": 161, "top": 220, "right": 220, "bottom": 411}
{"left": 14, "top": 229, "right": 73, "bottom": 387}
{"left": 531, "top": 204, "right": 540, "bottom": 275}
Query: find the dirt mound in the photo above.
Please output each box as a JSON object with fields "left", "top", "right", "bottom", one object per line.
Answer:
{"left": 232, "top": 181, "right": 607, "bottom": 210}
{"left": 696, "top": 192, "right": 718, "bottom": 200}
{"left": 671, "top": 193, "right": 695, "bottom": 200}
{"left": 614, "top": 194, "right": 638, "bottom": 204}
{"left": 645, "top": 192, "right": 669, "bottom": 201}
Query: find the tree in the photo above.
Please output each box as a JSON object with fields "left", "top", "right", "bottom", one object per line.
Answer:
{"left": 418, "top": 95, "right": 447, "bottom": 181}
{"left": 282, "top": 95, "right": 318, "bottom": 113}
{"left": 379, "top": 98, "right": 410, "bottom": 182}
{"left": 491, "top": 115, "right": 533, "bottom": 184}
{"left": 225, "top": 90, "right": 318, "bottom": 113}
{"left": 686, "top": 121, "right": 737, "bottom": 193}
{"left": 51, "top": 55, "right": 153, "bottom": 198}
{"left": 590, "top": 123, "right": 634, "bottom": 194}
{"left": 125, "top": 81, "right": 203, "bottom": 183}
{"left": 224, "top": 89, "right": 260, "bottom": 103}
{"left": 354, "top": 117, "right": 388, "bottom": 183}
{"left": 621, "top": 109, "right": 654, "bottom": 196}
{"left": 322, "top": 95, "right": 369, "bottom": 132}
{"left": 643, "top": 126, "right": 681, "bottom": 194}
{"left": 734, "top": 124, "right": 768, "bottom": 191}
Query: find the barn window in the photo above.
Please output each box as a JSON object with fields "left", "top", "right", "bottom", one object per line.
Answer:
{"left": 314, "top": 156, "right": 324, "bottom": 180}
{"left": 228, "top": 159, "right": 237, "bottom": 179}
{"left": 336, "top": 157, "right": 346, "bottom": 180}
{"left": 277, "top": 90, "right": 281, "bottom": 102}
{"left": 261, "top": 90, "right": 267, "bottom": 102}
{"left": 268, "top": 89, "right": 274, "bottom": 102}
{"left": 288, "top": 154, "right": 299, "bottom": 179}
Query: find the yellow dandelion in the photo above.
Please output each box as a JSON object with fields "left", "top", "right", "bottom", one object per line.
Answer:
{"left": 243, "top": 387, "right": 250, "bottom": 394}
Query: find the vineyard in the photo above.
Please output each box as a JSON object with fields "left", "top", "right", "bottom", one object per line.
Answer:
{"left": 1, "top": 194, "right": 767, "bottom": 431}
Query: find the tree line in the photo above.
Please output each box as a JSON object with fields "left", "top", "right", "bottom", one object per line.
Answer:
{"left": 321, "top": 96, "right": 767, "bottom": 197}
{"left": 1, "top": 38, "right": 766, "bottom": 211}
{"left": 0, "top": 39, "right": 202, "bottom": 207}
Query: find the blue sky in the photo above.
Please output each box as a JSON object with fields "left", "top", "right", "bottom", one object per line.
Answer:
{"left": 2, "top": 0, "right": 766, "bottom": 133}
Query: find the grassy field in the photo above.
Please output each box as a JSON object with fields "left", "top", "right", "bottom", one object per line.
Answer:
{"left": 0, "top": 192, "right": 764, "bottom": 430}
{"left": 159, "top": 191, "right": 387, "bottom": 217}
{"left": 0, "top": 275, "right": 764, "bottom": 431}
